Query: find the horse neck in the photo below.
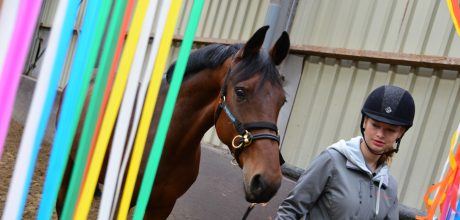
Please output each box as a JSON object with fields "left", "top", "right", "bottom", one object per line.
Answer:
{"left": 171, "top": 67, "right": 226, "bottom": 143}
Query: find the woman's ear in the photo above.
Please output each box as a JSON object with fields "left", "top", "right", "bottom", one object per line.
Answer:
{"left": 362, "top": 116, "right": 368, "bottom": 130}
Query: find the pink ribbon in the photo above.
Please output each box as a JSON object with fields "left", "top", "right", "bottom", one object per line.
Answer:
{"left": 0, "top": 0, "right": 43, "bottom": 159}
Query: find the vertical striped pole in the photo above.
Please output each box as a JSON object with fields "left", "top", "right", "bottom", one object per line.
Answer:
{"left": 133, "top": 0, "right": 205, "bottom": 218}
{"left": 82, "top": 0, "right": 135, "bottom": 187}
{"left": 0, "top": 0, "right": 19, "bottom": 81}
{"left": 110, "top": 1, "right": 172, "bottom": 218}
{"left": 446, "top": 0, "right": 460, "bottom": 36}
{"left": 0, "top": 0, "right": 43, "bottom": 160}
{"left": 37, "top": 0, "right": 112, "bottom": 218}
{"left": 59, "top": 1, "right": 128, "bottom": 219}
{"left": 73, "top": 0, "right": 150, "bottom": 218}
{"left": 97, "top": 0, "right": 159, "bottom": 218}
{"left": 1, "top": 1, "right": 73, "bottom": 219}
{"left": 116, "top": 0, "right": 184, "bottom": 217}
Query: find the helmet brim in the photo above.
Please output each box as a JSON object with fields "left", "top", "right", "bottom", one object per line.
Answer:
{"left": 363, "top": 112, "right": 412, "bottom": 127}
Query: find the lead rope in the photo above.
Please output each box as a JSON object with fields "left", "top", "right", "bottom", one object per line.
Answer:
{"left": 242, "top": 203, "right": 257, "bottom": 220}
{"left": 241, "top": 203, "right": 268, "bottom": 219}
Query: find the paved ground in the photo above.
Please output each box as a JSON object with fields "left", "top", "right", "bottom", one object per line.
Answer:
{"left": 169, "top": 144, "right": 296, "bottom": 220}
{"left": 0, "top": 120, "right": 296, "bottom": 220}
{"left": 2, "top": 77, "right": 297, "bottom": 219}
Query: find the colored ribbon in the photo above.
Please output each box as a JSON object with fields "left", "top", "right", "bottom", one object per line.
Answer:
{"left": 82, "top": 0, "right": 135, "bottom": 189}
{"left": 116, "top": 0, "right": 184, "bottom": 218}
{"left": 0, "top": 0, "right": 43, "bottom": 160}
{"left": 110, "top": 1, "right": 172, "bottom": 219}
{"left": 0, "top": 0, "right": 19, "bottom": 83}
{"left": 418, "top": 123, "right": 460, "bottom": 220}
{"left": 446, "top": 0, "right": 460, "bottom": 37}
{"left": 97, "top": 0, "right": 160, "bottom": 219}
{"left": 59, "top": 1, "right": 127, "bottom": 219}
{"left": 74, "top": 0, "right": 150, "bottom": 218}
{"left": 133, "top": 0, "right": 205, "bottom": 218}
{"left": 37, "top": 1, "right": 112, "bottom": 219}
{"left": 1, "top": 1, "right": 72, "bottom": 219}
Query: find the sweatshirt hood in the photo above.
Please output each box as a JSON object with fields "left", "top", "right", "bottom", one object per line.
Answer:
{"left": 329, "top": 136, "right": 389, "bottom": 188}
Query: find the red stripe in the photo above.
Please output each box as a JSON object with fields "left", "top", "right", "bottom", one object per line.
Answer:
{"left": 452, "top": 0, "right": 460, "bottom": 27}
{"left": 81, "top": 0, "right": 136, "bottom": 194}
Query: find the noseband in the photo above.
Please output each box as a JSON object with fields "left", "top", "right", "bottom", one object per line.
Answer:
{"left": 214, "top": 95, "right": 284, "bottom": 165}
{"left": 213, "top": 56, "right": 285, "bottom": 165}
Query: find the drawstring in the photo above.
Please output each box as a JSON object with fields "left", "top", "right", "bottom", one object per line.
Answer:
{"left": 375, "top": 178, "right": 383, "bottom": 216}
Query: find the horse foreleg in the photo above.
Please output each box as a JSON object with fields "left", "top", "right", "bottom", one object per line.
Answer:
{"left": 56, "top": 155, "right": 74, "bottom": 217}
{"left": 138, "top": 171, "right": 197, "bottom": 220}
{"left": 142, "top": 199, "right": 177, "bottom": 220}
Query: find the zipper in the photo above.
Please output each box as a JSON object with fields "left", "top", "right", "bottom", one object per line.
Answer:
{"left": 370, "top": 180, "right": 378, "bottom": 219}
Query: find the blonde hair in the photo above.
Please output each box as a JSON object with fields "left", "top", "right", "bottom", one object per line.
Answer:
{"left": 378, "top": 151, "right": 394, "bottom": 166}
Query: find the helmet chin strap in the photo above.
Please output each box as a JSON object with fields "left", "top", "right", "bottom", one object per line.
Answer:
{"left": 361, "top": 135, "right": 400, "bottom": 155}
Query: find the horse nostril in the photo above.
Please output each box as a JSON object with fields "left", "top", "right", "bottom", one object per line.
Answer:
{"left": 246, "top": 173, "right": 281, "bottom": 203}
{"left": 250, "top": 174, "right": 266, "bottom": 195}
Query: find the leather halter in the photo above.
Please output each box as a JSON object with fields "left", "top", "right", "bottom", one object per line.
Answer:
{"left": 214, "top": 61, "right": 285, "bottom": 165}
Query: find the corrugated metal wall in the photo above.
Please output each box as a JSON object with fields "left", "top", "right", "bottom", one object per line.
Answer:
{"left": 282, "top": 58, "right": 460, "bottom": 209}
{"left": 180, "top": 0, "right": 269, "bottom": 40}
{"left": 32, "top": 0, "right": 269, "bottom": 87}
{"left": 289, "top": 0, "right": 460, "bottom": 56}
{"left": 26, "top": 0, "right": 460, "bottom": 210}
{"left": 282, "top": 0, "right": 460, "bottom": 209}
{"left": 175, "top": 0, "right": 272, "bottom": 148}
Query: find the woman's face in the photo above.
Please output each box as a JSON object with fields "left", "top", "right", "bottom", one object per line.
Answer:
{"left": 363, "top": 117, "right": 406, "bottom": 153}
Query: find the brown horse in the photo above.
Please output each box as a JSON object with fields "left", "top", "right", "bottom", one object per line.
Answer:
{"left": 56, "top": 25, "right": 290, "bottom": 219}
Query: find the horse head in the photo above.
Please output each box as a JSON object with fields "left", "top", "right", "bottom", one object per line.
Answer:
{"left": 214, "top": 26, "right": 290, "bottom": 203}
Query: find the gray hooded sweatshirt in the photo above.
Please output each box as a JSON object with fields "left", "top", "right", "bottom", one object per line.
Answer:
{"left": 276, "top": 136, "right": 399, "bottom": 220}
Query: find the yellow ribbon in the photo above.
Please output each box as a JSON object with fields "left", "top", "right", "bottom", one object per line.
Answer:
{"left": 117, "top": 0, "right": 183, "bottom": 218}
{"left": 74, "top": 0, "right": 149, "bottom": 218}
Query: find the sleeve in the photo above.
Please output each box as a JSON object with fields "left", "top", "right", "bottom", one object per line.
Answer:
{"left": 276, "top": 150, "right": 336, "bottom": 220}
{"left": 385, "top": 176, "right": 399, "bottom": 220}
{"left": 385, "top": 198, "right": 398, "bottom": 220}
{"left": 385, "top": 180, "right": 399, "bottom": 220}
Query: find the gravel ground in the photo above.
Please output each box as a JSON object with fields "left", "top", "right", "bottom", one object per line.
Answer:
{"left": 0, "top": 120, "right": 100, "bottom": 219}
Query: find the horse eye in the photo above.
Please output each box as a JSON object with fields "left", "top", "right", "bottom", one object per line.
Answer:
{"left": 234, "top": 87, "right": 246, "bottom": 100}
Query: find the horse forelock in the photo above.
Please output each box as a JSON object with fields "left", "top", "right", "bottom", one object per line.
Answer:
{"left": 232, "top": 52, "right": 283, "bottom": 89}
{"left": 165, "top": 44, "right": 241, "bottom": 82}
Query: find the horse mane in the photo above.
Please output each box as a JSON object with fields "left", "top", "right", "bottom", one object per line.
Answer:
{"left": 165, "top": 43, "right": 283, "bottom": 90}
{"left": 165, "top": 44, "right": 242, "bottom": 82}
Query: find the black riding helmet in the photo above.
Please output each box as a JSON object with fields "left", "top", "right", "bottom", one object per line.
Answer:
{"left": 360, "top": 85, "right": 415, "bottom": 154}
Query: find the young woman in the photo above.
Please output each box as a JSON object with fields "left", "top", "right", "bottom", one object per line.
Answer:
{"left": 276, "top": 85, "right": 415, "bottom": 220}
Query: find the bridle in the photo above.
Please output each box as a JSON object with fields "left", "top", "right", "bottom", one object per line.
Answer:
{"left": 214, "top": 95, "right": 282, "bottom": 162}
{"left": 213, "top": 54, "right": 286, "bottom": 220}
{"left": 214, "top": 96, "right": 284, "bottom": 220}
{"left": 214, "top": 58, "right": 285, "bottom": 166}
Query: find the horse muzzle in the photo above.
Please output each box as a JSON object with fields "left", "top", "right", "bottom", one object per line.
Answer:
{"left": 244, "top": 172, "right": 281, "bottom": 203}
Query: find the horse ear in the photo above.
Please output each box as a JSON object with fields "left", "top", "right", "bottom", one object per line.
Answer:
{"left": 269, "top": 31, "right": 290, "bottom": 65}
{"left": 240, "top": 26, "right": 270, "bottom": 58}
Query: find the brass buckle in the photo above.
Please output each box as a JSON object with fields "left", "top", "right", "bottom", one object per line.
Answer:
{"left": 231, "top": 131, "right": 252, "bottom": 148}
{"left": 232, "top": 135, "right": 244, "bottom": 148}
